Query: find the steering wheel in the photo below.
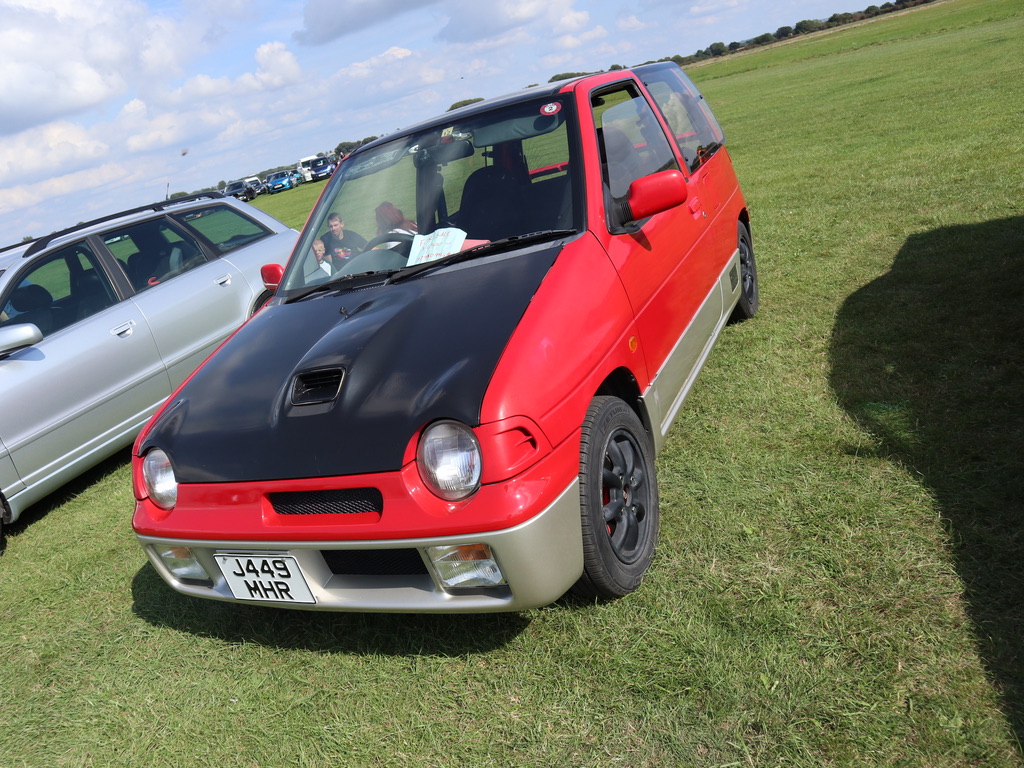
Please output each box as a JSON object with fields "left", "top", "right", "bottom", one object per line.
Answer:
{"left": 359, "top": 231, "right": 415, "bottom": 256}
{"left": 337, "top": 232, "right": 416, "bottom": 276}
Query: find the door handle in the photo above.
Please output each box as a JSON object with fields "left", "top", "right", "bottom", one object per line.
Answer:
{"left": 110, "top": 320, "right": 136, "bottom": 338}
{"left": 216, "top": 273, "right": 232, "bottom": 286}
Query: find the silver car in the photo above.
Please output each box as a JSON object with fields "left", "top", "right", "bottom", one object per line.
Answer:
{"left": 0, "top": 192, "right": 298, "bottom": 539}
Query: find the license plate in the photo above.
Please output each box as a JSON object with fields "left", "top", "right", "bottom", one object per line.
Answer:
{"left": 214, "top": 553, "right": 316, "bottom": 604}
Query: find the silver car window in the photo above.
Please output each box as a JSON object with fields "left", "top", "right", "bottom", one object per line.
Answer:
{"left": 173, "top": 205, "right": 273, "bottom": 254}
{"left": 102, "top": 220, "right": 208, "bottom": 292}
{"left": 0, "top": 241, "right": 118, "bottom": 337}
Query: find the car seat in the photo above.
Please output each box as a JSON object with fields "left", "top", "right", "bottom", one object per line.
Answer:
{"left": 127, "top": 249, "right": 170, "bottom": 290}
{"left": 455, "top": 165, "right": 527, "bottom": 241}
{"left": 600, "top": 125, "right": 645, "bottom": 201}
{"left": 9, "top": 284, "right": 56, "bottom": 336}
{"left": 73, "top": 270, "right": 116, "bottom": 322}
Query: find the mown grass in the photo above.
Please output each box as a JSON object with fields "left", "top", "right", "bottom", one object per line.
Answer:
{"left": 251, "top": 180, "right": 326, "bottom": 232}
{"left": 2, "top": 0, "right": 1022, "bottom": 765}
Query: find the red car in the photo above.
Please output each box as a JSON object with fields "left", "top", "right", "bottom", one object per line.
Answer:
{"left": 132, "top": 63, "right": 758, "bottom": 612}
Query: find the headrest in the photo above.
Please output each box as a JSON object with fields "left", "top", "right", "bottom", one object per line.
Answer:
{"left": 11, "top": 284, "right": 53, "bottom": 312}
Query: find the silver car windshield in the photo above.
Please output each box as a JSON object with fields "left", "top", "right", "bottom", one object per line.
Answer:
{"left": 281, "top": 96, "right": 578, "bottom": 292}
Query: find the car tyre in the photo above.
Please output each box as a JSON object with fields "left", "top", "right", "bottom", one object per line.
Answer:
{"left": 571, "top": 396, "right": 659, "bottom": 600}
{"left": 729, "top": 220, "right": 759, "bottom": 322}
{"left": 250, "top": 290, "right": 274, "bottom": 316}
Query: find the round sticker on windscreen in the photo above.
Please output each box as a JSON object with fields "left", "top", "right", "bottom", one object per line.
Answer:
{"left": 540, "top": 102, "right": 562, "bottom": 116}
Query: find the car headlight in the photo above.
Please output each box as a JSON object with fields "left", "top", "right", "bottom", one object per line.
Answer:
{"left": 417, "top": 420, "right": 482, "bottom": 501}
{"left": 142, "top": 448, "right": 178, "bottom": 510}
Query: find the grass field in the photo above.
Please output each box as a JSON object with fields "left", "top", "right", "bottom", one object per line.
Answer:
{"left": 2, "top": 0, "right": 1022, "bottom": 765}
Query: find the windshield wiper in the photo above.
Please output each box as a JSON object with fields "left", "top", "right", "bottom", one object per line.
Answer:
{"left": 285, "top": 269, "right": 401, "bottom": 303}
{"left": 387, "top": 229, "right": 576, "bottom": 285}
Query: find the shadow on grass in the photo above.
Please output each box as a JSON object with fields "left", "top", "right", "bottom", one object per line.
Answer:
{"left": 829, "top": 216, "right": 1024, "bottom": 741}
{"left": 130, "top": 565, "right": 531, "bottom": 655}
{"left": 1, "top": 448, "right": 132, "bottom": 554}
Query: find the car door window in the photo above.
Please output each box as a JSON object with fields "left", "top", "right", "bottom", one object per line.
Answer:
{"left": 640, "top": 67, "right": 725, "bottom": 173}
{"left": 0, "top": 242, "right": 118, "bottom": 337}
{"left": 592, "top": 84, "right": 679, "bottom": 225}
{"left": 103, "top": 220, "right": 208, "bottom": 292}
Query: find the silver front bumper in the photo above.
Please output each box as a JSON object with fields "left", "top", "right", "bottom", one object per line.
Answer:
{"left": 139, "top": 479, "right": 583, "bottom": 613}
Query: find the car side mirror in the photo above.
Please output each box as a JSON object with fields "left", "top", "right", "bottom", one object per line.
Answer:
{"left": 261, "top": 264, "right": 284, "bottom": 291}
{"left": 626, "top": 169, "right": 688, "bottom": 222}
{"left": 0, "top": 323, "right": 44, "bottom": 359}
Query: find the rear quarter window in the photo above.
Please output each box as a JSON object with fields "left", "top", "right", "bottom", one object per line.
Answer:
{"left": 177, "top": 205, "right": 273, "bottom": 253}
{"left": 641, "top": 67, "right": 725, "bottom": 173}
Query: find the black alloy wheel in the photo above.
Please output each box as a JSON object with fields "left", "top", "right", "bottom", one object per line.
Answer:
{"left": 572, "top": 396, "right": 659, "bottom": 599}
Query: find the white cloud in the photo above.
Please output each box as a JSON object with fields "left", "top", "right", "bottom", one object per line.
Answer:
{"left": 0, "top": 122, "right": 109, "bottom": 186}
{"left": 294, "top": 0, "right": 441, "bottom": 45}
{"left": 688, "top": 0, "right": 742, "bottom": 16}
{"left": 557, "top": 25, "right": 609, "bottom": 50}
{"left": 555, "top": 8, "right": 589, "bottom": 33}
{"left": 617, "top": 15, "right": 647, "bottom": 32}
{"left": 336, "top": 45, "right": 414, "bottom": 81}
{"left": 0, "top": 162, "right": 126, "bottom": 217}
{"left": 0, "top": 0, "right": 240, "bottom": 136}
{"left": 238, "top": 42, "right": 304, "bottom": 91}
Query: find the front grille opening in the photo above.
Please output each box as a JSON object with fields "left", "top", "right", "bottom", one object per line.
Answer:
{"left": 322, "top": 548, "right": 428, "bottom": 576}
{"left": 269, "top": 488, "right": 382, "bottom": 515}
{"left": 291, "top": 367, "right": 345, "bottom": 405}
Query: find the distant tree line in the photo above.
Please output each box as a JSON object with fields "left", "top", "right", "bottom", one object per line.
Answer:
{"left": 549, "top": 0, "right": 938, "bottom": 80}
{"left": 172, "top": 0, "right": 937, "bottom": 200}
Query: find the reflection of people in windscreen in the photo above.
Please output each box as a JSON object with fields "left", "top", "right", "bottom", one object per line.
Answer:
{"left": 374, "top": 202, "right": 417, "bottom": 249}
{"left": 321, "top": 212, "right": 367, "bottom": 262}
{"left": 304, "top": 239, "right": 335, "bottom": 280}
{"left": 312, "top": 239, "right": 331, "bottom": 274}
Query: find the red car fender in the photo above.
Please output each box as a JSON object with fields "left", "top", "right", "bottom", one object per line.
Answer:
{"left": 481, "top": 232, "right": 648, "bottom": 453}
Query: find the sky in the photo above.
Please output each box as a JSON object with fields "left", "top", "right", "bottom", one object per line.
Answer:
{"left": 0, "top": 0, "right": 849, "bottom": 245}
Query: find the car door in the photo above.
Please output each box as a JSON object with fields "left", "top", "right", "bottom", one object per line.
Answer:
{"left": 100, "top": 216, "right": 257, "bottom": 388}
{"left": 638, "top": 63, "right": 741, "bottom": 268}
{"left": 0, "top": 432, "right": 21, "bottom": 504}
{"left": 0, "top": 241, "right": 170, "bottom": 510}
{"left": 588, "top": 80, "right": 722, "bottom": 435}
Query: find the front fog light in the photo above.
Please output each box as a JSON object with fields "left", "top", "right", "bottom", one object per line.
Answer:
{"left": 153, "top": 545, "right": 211, "bottom": 584}
{"left": 427, "top": 544, "right": 506, "bottom": 589}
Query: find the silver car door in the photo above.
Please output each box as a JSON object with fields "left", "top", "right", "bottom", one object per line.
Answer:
{"left": 101, "top": 218, "right": 256, "bottom": 388}
{"left": 0, "top": 433, "right": 20, "bottom": 505}
{"left": 0, "top": 241, "right": 170, "bottom": 515}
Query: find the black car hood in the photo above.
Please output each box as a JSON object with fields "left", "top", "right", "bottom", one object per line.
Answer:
{"left": 141, "top": 244, "right": 562, "bottom": 483}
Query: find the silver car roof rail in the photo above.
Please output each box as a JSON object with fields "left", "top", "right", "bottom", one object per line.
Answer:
{"left": 1, "top": 191, "right": 226, "bottom": 260}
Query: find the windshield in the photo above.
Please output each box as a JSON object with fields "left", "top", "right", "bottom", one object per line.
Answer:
{"left": 280, "top": 95, "right": 579, "bottom": 293}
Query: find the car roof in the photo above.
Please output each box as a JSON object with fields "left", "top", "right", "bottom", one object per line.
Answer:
{"left": 357, "top": 81, "right": 570, "bottom": 156}
{"left": 349, "top": 65, "right": 675, "bottom": 158}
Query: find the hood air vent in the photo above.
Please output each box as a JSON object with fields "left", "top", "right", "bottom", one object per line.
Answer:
{"left": 291, "top": 367, "right": 345, "bottom": 405}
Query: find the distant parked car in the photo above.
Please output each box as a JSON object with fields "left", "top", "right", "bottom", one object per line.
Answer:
{"left": 244, "top": 177, "right": 267, "bottom": 196}
{"left": 133, "top": 63, "right": 757, "bottom": 612}
{"left": 0, "top": 192, "right": 299, "bottom": 540}
{"left": 224, "top": 180, "right": 254, "bottom": 202}
{"left": 308, "top": 156, "right": 336, "bottom": 181}
{"left": 265, "top": 171, "right": 294, "bottom": 194}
